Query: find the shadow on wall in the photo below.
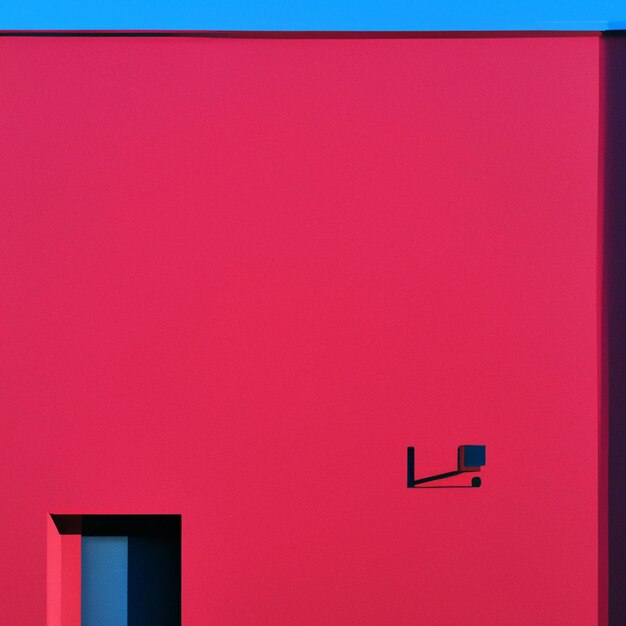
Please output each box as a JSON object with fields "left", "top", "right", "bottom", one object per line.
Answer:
{"left": 603, "top": 30, "right": 626, "bottom": 626}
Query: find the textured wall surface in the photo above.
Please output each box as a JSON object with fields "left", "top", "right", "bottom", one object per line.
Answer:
{"left": 0, "top": 35, "right": 600, "bottom": 624}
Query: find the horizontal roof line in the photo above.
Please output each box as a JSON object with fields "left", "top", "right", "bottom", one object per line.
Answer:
{"left": 0, "top": 30, "right": 608, "bottom": 38}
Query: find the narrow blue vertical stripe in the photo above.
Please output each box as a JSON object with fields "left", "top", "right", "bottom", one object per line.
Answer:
{"left": 81, "top": 536, "right": 128, "bottom": 626}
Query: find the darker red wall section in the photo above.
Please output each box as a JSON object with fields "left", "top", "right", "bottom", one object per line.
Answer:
{"left": 601, "top": 31, "right": 626, "bottom": 626}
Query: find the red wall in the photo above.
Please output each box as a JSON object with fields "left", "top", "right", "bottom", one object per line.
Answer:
{"left": 0, "top": 35, "right": 601, "bottom": 624}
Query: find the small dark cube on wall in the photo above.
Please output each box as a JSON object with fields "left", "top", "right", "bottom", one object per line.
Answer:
{"left": 458, "top": 445, "right": 486, "bottom": 472}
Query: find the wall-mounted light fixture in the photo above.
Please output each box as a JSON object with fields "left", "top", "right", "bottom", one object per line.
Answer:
{"left": 407, "top": 445, "right": 486, "bottom": 488}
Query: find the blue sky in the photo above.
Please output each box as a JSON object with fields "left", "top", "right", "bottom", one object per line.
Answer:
{"left": 1, "top": 0, "right": 625, "bottom": 31}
